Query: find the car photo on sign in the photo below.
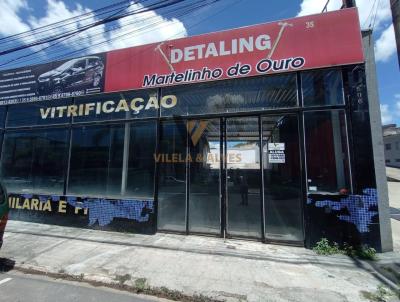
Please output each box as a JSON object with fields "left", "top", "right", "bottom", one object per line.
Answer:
{"left": 37, "top": 56, "right": 105, "bottom": 95}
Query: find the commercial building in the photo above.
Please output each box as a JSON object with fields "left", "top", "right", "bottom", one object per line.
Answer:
{"left": 383, "top": 124, "right": 400, "bottom": 167}
{"left": 1, "top": 8, "right": 392, "bottom": 251}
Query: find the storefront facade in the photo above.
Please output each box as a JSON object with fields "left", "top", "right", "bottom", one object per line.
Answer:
{"left": 1, "top": 9, "right": 390, "bottom": 250}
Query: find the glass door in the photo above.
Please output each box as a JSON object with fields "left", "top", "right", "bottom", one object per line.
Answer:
{"left": 188, "top": 119, "right": 221, "bottom": 234}
{"left": 157, "top": 120, "right": 187, "bottom": 232}
{"left": 156, "top": 115, "right": 304, "bottom": 242}
{"left": 262, "top": 114, "right": 304, "bottom": 242}
{"left": 224, "top": 117, "right": 262, "bottom": 238}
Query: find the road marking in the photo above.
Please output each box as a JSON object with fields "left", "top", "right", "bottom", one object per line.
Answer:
{"left": 0, "top": 277, "right": 12, "bottom": 285}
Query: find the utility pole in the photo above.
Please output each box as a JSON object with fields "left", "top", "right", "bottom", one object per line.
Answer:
{"left": 391, "top": 0, "right": 400, "bottom": 68}
{"left": 342, "top": 0, "right": 356, "bottom": 8}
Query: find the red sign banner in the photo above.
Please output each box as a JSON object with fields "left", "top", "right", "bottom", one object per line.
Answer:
{"left": 105, "top": 8, "right": 364, "bottom": 93}
{"left": 0, "top": 8, "right": 364, "bottom": 105}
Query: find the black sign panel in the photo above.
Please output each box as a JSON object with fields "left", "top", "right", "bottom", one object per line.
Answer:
{"left": 0, "top": 53, "right": 106, "bottom": 105}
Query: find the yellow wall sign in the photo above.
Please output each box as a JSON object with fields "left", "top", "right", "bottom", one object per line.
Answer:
{"left": 39, "top": 95, "right": 177, "bottom": 119}
{"left": 8, "top": 196, "right": 88, "bottom": 215}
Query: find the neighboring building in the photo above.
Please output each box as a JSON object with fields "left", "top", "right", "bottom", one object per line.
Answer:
{"left": 0, "top": 8, "right": 392, "bottom": 251}
{"left": 383, "top": 124, "right": 400, "bottom": 167}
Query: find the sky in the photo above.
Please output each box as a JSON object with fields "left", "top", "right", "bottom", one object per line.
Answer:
{"left": 0, "top": 0, "right": 398, "bottom": 125}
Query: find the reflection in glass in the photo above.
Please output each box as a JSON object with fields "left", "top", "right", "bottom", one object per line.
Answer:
{"left": 302, "top": 69, "right": 344, "bottom": 106}
{"left": 0, "top": 106, "right": 7, "bottom": 128}
{"left": 1, "top": 128, "right": 69, "bottom": 194}
{"left": 304, "top": 110, "right": 350, "bottom": 193}
{"left": 125, "top": 121, "right": 156, "bottom": 199}
{"left": 188, "top": 119, "right": 220, "bottom": 234}
{"left": 68, "top": 124, "right": 124, "bottom": 196}
{"left": 226, "top": 117, "right": 262, "bottom": 238}
{"left": 157, "top": 120, "right": 187, "bottom": 231}
{"left": 161, "top": 74, "right": 298, "bottom": 116}
{"left": 262, "top": 115, "right": 304, "bottom": 241}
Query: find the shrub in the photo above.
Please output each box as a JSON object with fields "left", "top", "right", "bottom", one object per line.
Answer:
{"left": 313, "top": 238, "right": 342, "bottom": 255}
{"left": 313, "top": 238, "right": 377, "bottom": 260}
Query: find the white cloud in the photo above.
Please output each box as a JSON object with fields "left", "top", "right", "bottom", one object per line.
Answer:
{"left": 374, "top": 24, "right": 396, "bottom": 62}
{"left": 297, "top": 0, "right": 396, "bottom": 63}
{"left": 381, "top": 104, "right": 393, "bottom": 124}
{"left": 297, "top": 0, "right": 391, "bottom": 29}
{"left": 297, "top": 0, "right": 342, "bottom": 17}
{"left": 0, "top": 0, "right": 187, "bottom": 58}
{"left": 107, "top": 3, "right": 187, "bottom": 51}
{"left": 0, "top": 0, "right": 30, "bottom": 36}
{"left": 380, "top": 95, "right": 400, "bottom": 125}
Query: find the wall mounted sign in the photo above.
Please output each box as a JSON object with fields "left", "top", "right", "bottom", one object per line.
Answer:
{"left": 0, "top": 8, "right": 364, "bottom": 106}
{"left": 268, "top": 142, "right": 286, "bottom": 164}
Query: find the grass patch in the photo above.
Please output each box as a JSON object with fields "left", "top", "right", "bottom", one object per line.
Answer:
{"left": 313, "top": 238, "right": 377, "bottom": 260}
{"left": 134, "top": 278, "right": 148, "bottom": 292}
{"left": 114, "top": 273, "right": 131, "bottom": 286}
{"left": 361, "top": 285, "right": 399, "bottom": 302}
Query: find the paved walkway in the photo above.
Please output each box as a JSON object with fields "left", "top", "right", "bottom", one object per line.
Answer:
{"left": 387, "top": 167, "right": 400, "bottom": 182}
{"left": 1, "top": 170, "right": 399, "bottom": 302}
{"left": 1, "top": 220, "right": 399, "bottom": 302}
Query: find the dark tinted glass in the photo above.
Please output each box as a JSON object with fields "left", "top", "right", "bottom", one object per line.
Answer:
{"left": 124, "top": 121, "right": 157, "bottom": 199}
{"left": 188, "top": 119, "right": 220, "bottom": 234}
{"left": 72, "top": 90, "right": 158, "bottom": 123}
{"left": 0, "top": 180, "right": 5, "bottom": 205}
{"left": 304, "top": 110, "right": 350, "bottom": 193}
{"left": 262, "top": 115, "right": 303, "bottom": 241}
{"left": 0, "top": 107, "right": 6, "bottom": 128}
{"left": 6, "top": 98, "right": 72, "bottom": 127}
{"left": 302, "top": 69, "right": 344, "bottom": 106}
{"left": 225, "top": 117, "right": 262, "bottom": 238}
{"left": 0, "top": 128, "right": 69, "bottom": 194}
{"left": 161, "top": 74, "right": 298, "bottom": 116}
{"left": 157, "top": 120, "right": 187, "bottom": 231}
{"left": 68, "top": 124, "right": 124, "bottom": 197}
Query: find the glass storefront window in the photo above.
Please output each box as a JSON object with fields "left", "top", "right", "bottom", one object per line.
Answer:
{"left": 68, "top": 124, "right": 124, "bottom": 197}
{"left": 0, "top": 128, "right": 69, "bottom": 194}
{"left": 302, "top": 69, "right": 344, "bottom": 107}
{"left": 225, "top": 117, "right": 262, "bottom": 238}
{"left": 0, "top": 106, "right": 6, "bottom": 128}
{"left": 304, "top": 110, "right": 350, "bottom": 193}
{"left": 157, "top": 120, "right": 187, "bottom": 232}
{"left": 161, "top": 74, "right": 298, "bottom": 116}
{"left": 6, "top": 98, "right": 72, "bottom": 127}
{"left": 68, "top": 121, "right": 157, "bottom": 198}
{"left": 72, "top": 89, "right": 158, "bottom": 123}
{"left": 262, "top": 115, "right": 303, "bottom": 241}
{"left": 124, "top": 121, "right": 156, "bottom": 199}
{"left": 188, "top": 119, "right": 221, "bottom": 234}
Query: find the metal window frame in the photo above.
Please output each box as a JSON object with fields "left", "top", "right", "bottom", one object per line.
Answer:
{"left": 0, "top": 67, "right": 357, "bottom": 246}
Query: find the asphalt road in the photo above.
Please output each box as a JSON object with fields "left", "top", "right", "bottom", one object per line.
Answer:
{"left": 0, "top": 271, "right": 167, "bottom": 302}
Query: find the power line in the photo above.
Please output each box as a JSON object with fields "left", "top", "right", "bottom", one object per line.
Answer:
{"left": 370, "top": 0, "right": 382, "bottom": 30}
{"left": 0, "top": 0, "right": 172, "bottom": 53}
{"left": 0, "top": 0, "right": 215, "bottom": 68}
{"left": 32, "top": 0, "right": 218, "bottom": 63}
{"left": 0, "top": 0, "right": 185, "bottom": 57}
{"left": 363, "top": 0, "right": 378, "bottom": 29}
{"left": 0, "top": 1, "right": 137, "bottom": 67}
{"left": 0, "top": 0, "right": 137, "bottom": 44}
{"left": 322, "top": 0, "right": 330, "bottom": 13}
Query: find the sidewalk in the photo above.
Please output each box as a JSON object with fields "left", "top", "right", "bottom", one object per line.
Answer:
{"left": 387, "top": 167, "right": 400, "bottom": 182}
{"left": 2, "top": 220, "right": 399, "bottom": 302}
